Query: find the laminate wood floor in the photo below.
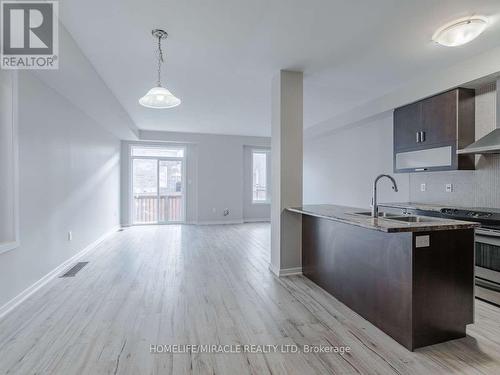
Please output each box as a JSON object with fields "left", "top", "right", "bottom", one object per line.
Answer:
{"left": 1, "top": 224, "right": 500, "bottom": 375}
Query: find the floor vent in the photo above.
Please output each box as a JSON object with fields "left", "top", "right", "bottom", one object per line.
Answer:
{"left": 60, "top": 262, "right": 89, "bottom": 278}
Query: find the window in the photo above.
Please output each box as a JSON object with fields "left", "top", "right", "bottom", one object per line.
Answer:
{"left": 252, "top": 150, "right": 270, "bottom": 203}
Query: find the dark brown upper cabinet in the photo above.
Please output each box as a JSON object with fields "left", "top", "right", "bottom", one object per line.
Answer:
{"left": 394, "top": 101, "right": 422, "bottom": 151}
{"left": 422, "top": 90, "right": 457, "bottom": 146}
{"left": 394, "top": 88, "right": 475, "bottom": 173}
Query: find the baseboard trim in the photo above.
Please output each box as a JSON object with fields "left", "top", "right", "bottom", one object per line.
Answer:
{"left": 279, "top": 267, "right": 303, "bottom": 276}
{"left": 122, "top": 220, "right": 268, "bottom": 226}
{"left": 122, "top": 222, "right": 185, "bottom": 227}
{"left": 269, "top": 263, "right": 303, "bottom": 277}
{"left": 269, "top": 263, "right": 280, "bottom": 276}
{"left": 0, "top": 225, "right": 120, "bottom": 321}
{"left": 197, "top": 220, "right": 244, "bottom": 225}
{"left": 243, "top": 218, "right": 270, "bottom": 223}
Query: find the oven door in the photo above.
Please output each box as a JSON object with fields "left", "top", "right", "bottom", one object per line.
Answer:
{"left": 475, "top": 228, "right": 500, "bottom": 306}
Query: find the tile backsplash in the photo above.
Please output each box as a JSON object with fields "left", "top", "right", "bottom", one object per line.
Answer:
{"left": 409, "top": 82, "right": 500, "bottom": 208}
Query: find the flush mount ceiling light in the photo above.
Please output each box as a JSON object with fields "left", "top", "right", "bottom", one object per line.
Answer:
{"left": 432, "top": 16, "right": 488, "bottom": 47}
{"left": 139, "top": 29, "right": 181, "bottom": 109}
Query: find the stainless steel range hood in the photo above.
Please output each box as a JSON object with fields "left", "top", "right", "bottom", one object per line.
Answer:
{"left": 457, "top": 128, "right": 500, "bottom": 154}
{"left": 458, "top": 79, "right": 500, "bottom": 155}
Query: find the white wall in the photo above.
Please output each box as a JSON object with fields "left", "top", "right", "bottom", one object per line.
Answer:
{"left": 121, "top": 130, "right": 271, "bottom": 225}
{"left": 0, "top": 72, "right": 121, "bottom": 308}
{"left": 306, "top": 45, "right": 500, "bottom": 138}
{"left": 31, "top": 23, "right": 138, "bottom": 140}
{"left": 303, "top": 113, "right": 410, "bottom": 208}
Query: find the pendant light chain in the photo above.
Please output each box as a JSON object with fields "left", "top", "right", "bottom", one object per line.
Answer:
{"left": 157, "top": 35, "right": 164, "bottom": 87}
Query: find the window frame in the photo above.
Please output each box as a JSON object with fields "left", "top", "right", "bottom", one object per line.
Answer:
{"left": 128, "top": 143, "right": 187, "bottom": 225}
{"left": 130, "top": 144, "right": 185, "bottom": 158}
{"left": 0, "top": 71, "right": 19, "bottom": 255}
{"left": 251, "top": 148, "right": 271, "bottom": 205}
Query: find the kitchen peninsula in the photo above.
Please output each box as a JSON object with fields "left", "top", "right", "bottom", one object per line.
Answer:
{"left": 288, "top": 204, "right": 480, "bottom": 351}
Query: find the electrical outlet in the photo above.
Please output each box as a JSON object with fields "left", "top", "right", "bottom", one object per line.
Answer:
{"left": 68, "top": 231, "right": 73, "bottom": 241}
{"left": 420, "top": 183, "right": 426, "bottom": 192}
{"left": 212, "top": 208, "right": 216, "bottom": 213}
{"left": 223, "top": 208, "right": 230, "bottom": 216}
{"left": 445, "top": 183, "right": 453, "bottom": 193}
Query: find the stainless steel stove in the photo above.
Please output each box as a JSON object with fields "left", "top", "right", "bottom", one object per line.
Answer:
{"left": 412, "top": 206, "right": 500, "bottom": 307}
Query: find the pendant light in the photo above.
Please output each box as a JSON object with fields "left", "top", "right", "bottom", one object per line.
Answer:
{"left": 139, "top": 29, "right": 181, "bottom": 109}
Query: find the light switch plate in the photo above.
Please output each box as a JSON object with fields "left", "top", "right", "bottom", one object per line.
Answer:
{"left": 415, "top": 235, "right": 430, "bottom": 248}
{"left": 420, "top": 183, "right": 426, "bottom": 192}
{"left": 445, "top": 183, "right": 453, "bottom": 193}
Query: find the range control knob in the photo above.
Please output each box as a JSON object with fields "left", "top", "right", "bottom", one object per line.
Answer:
{"left": 468, "top": 211, "right": 492, "bottom": 218}
{"left": 441, "top": 208, "right": 458, "bottom": 215}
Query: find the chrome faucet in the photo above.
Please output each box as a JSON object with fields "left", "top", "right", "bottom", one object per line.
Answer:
{"left": 371, "top": 174, "right": 398, "bottom": 217}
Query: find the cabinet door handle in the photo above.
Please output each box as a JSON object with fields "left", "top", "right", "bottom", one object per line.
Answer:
{"left": 416, "top": 131, "right": 420, "bottom": 143}
{"left": 420, "top": 131, "right": 426, "bottom": 143}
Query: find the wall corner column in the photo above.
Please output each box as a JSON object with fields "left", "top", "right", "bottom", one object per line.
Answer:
{"left": 270, "top": 70, "right": 303, "bottom": 276}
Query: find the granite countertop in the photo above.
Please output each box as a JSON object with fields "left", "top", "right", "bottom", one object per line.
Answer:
{"left": 287, "top": 204, "right": 480, "bottom": 233}
{"left": 379, "top": 202, "right": 500, "bottom": 214}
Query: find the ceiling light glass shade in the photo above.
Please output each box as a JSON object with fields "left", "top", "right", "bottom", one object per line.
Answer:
{"left": 139, "top": 86, "right": 181, "bottom": 108}
{"left": 432, "top": 16, "right": 488, "bottom": 47}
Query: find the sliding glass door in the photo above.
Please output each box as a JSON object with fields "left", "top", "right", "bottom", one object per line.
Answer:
{"left": 132, "top": 158, "right": 159, "bottom": 224}
{"left": 131, "top": 146, "right": 185, "bottom": 224}
{"left": 158, "top": 160, "right": 183, "bottom": 222}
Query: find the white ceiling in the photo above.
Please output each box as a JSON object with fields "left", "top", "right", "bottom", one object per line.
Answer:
{"left": 60, "top": 0, "right": 500, "bottom": 137}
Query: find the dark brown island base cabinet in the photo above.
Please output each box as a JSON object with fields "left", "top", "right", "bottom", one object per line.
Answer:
{"left": 394, "top": 88, "right": 475, "bottom": 173}
{"left": 302, "top": 215, "right": 475, "bottom": 351}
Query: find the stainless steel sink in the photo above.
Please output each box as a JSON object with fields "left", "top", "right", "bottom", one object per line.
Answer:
{"left": 351, "top": 212, "right": 441, "bottom": 223}
{"left": 352, "top": 211, "right": 399, "bottom": 218}
{"left": 385, "top": 216, "right": 440, "bottom": 223}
